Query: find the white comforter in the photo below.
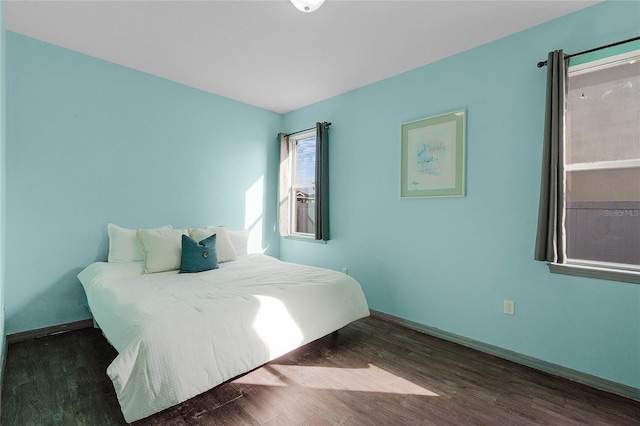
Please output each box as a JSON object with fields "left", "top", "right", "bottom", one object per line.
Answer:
{"left": 78, "top": 254, "right": 370, "bottom": 422}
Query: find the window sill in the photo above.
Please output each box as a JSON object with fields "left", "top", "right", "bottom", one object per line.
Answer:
{"left": 284, "top": 235, "right": 327, "bottom": 244}
{"left": 548, "top": 262, "right": 640, "bottom": 284}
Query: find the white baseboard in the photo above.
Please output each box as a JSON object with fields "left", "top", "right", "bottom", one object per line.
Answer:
{"left": 370, "top": 310, "right": 640, "bottom": 402}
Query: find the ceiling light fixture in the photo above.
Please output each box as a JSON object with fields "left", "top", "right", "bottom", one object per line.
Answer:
{"left": 290, "top": 0, "right": 325, "bottom": 13}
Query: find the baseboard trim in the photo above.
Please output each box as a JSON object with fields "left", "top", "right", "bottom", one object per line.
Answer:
{"left": 6, "top": 319, "right": 94, "bottom": 344}
{"left": 0, "top": 334, "right": 6, "bottom": 420}
{"left": 370, "top": 310, "right": 640, "bottom": 402}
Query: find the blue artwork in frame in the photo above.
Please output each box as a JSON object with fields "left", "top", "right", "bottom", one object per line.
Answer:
{"left": 401, "top": 110, "right": 466, "bottom": 198}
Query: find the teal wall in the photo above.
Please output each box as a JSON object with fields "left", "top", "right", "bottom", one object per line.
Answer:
{"left": 0, "top": 0, "right": 6, "bottom": 380}
{"left": 280, "top": 1, "right": 640, "bottom": 389}
{"left": 5, "top": 32, "right": 282, "bottom": 334}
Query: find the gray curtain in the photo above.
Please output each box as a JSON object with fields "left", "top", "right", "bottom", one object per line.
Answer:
{"left": 315, "top": 122, "right": 330, "bottom": 241}
{"left": 535, "top": 50, "right": 568, "bottom": 263}
{"left": 278, "top": 132, "right": 291, "bottom": 237}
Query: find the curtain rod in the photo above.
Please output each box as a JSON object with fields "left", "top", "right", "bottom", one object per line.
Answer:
{"left": 536, "top": 35, "right": 640, "bottom": 68}
{"left": 284, "top": 121, "right": 332, "bottom": 138}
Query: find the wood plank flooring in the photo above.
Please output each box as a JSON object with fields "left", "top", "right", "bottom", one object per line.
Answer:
{"left": 2, "top": 315, "right": 640, "bottom": 425}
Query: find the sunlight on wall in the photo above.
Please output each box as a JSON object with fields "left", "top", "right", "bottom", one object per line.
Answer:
{"left": 245, "top": 176, "right": 264, "bottom": 253}
{"left": 234, "top": 363, "right": 439, "bottom": 396}
{"left": 252, "top": 295, "right": 303, "bottom": 358}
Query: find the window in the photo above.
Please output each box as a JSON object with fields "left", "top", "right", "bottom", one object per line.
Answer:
{"left": 278, "top": 122, "right": 330, "bottom": 241}
{"left": 563, "top": 48, "right": 640, "bottom": 277}
{"left": 291, "top": 131, "right": 317, "bottom": 236}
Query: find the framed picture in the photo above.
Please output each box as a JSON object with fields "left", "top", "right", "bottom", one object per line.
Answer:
{"left": 400, "top": 110, "right": 466, "bottom": 198}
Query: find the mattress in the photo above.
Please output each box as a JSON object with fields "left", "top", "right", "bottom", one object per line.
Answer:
{"left": 78, "top": 254, "right": 370, "bottom": 422}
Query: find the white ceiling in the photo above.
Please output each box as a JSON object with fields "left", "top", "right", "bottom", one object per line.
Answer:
{"left": 4, "top": 0, "right": 599, "bottom": 114}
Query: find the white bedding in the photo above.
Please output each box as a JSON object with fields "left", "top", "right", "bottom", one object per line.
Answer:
{"left": 78, "top": 254, "right": 370, "bottom": 422}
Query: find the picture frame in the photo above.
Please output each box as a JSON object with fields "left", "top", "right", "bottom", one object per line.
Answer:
{"left": 400, "top": 110, "right": 466, "bottom": 198}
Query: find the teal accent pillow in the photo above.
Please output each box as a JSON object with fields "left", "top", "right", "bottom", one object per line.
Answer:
{"left": 179, "top": 233, "right": 219, "bottom": 273}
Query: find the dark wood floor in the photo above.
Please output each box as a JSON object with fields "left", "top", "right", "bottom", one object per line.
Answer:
{"left": 3, "top": 315, "right": 640, "bottom": 425}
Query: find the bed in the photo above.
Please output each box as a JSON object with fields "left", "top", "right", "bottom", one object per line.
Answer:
{"left": 78, "top": 225, "right": 370, "bottom": 423}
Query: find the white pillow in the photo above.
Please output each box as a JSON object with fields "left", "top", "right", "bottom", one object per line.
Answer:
{"left": 108, "top": 224, "right": 172, "bottom": 263}
{"left": 228, "top": 229, "right": 249, "bottom": 257}
{"left": 137, "top": 228, "right": 187, "bottom": 274}
{"left": 189, "top": 226, "right": 238, "bottom": 262}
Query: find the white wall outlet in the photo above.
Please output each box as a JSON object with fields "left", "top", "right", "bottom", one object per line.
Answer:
{"left": 341, "top": 267, "right": 348, "bottom": 275}
{"left": 504, "top": 300, "right": 515, "bottom": 315}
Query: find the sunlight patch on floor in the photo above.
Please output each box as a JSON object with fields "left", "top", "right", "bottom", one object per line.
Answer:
{"left": 235, "top": 363, "right": 439, "bottom": 396}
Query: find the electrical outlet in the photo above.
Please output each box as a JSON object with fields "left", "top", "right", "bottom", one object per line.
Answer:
{"left": 504, "top": 300, "right": 515, "bottom": 315}
{"left": 341, "top": 267, "right": 348, "bottom": 275}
